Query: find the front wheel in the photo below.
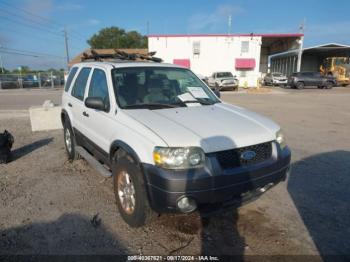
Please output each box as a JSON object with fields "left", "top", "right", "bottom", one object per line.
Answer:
{"left": 113, "top": 154, "right": 156, "bottom": 227}
{"left": 296, "top": 81, "right": 305, "bottom": 89}
{"left": 325, "top": 81, "right": 333, "bottom": 89}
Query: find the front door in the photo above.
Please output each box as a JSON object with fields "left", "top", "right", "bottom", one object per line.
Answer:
{"left": 83, "top": 67, "right": 114, "bottom": 160}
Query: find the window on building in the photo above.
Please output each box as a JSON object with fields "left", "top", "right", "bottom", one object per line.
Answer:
{"left": 239, "top": 70, "right": 247, "bottom": 77}
{"left": 241, "top": 41, "right": 249, "bottom": 53}
{"left": 71, "top": 67, "right": 91, "bottom": 101}
{"left": 88, "top": 69, "right": 110, "bottom": 111}
{"left": 193, "top": 41, "right": 200, "bottom": 55}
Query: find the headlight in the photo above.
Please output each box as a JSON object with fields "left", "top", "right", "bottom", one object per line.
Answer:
{"left": 153, "top": 147, "right": 205, "bottom": 169}
{"left": 276, "top": 129, "right": 287, "bottom": 149}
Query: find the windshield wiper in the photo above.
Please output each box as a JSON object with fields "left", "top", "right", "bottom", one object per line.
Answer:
{"left": 176, "top": 99, "right": 216, "bottom": 106}
{"left": 123, "top": 103, "right": 180, "bottom": 109}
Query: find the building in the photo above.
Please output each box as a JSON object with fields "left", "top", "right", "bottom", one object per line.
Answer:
{"left": 148, "top": 33, "right": 303, "bottom": 87}
{"left": 270, "top": 43, "right": 350, "bottom": 76}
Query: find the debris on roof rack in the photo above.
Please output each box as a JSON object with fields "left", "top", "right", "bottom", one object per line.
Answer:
{"left": 81, "top": 49, "right": 163, "bottom": 63}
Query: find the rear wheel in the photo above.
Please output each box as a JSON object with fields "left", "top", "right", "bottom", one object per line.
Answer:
{"left": 296, "top": 81, "right": 305, "bottom": 89}
{"left": 63, "top": 121, "right": 80, "bottom": 160}
{"left": 113, "top": 153, "right": 156, "bottom": 227}
{"left": 325, "top": 81, "right": 333, "bottom": 89}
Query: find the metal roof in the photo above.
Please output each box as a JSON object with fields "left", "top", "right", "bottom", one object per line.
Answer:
{"left": 270, "top": 43, "right": 350, "bottom": 58}
{"left": 148, "top": 33, "right": 304, "bottom": 38}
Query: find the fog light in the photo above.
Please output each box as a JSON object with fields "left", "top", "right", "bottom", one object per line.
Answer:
{"left": 177, "top": 196, "right": 197, "bottom": 213}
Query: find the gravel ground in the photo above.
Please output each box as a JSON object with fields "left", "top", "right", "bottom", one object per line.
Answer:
{"left": 0, "top": 88, "right": 349, "bottom": 259}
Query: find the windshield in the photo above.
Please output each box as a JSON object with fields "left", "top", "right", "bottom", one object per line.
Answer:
{"left": 216, "top": 72, "right": 233, "bottom": 78}
{"left": 112, "top": 67, "right": 220, "bottom": 109}
{"left": 272, "top": 73, "right": 283, "bottom": 77}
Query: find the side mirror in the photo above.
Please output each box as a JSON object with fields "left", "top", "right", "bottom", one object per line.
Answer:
{"left": 213, "top": 89, "right": 221, "bottom": 98}
{"left": 85, "top": 97, "right": 108, "bottom": 111}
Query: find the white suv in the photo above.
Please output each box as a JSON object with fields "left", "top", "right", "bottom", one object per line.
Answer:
{"left": 61, "top": 61, "right": 291, "bottom": 227}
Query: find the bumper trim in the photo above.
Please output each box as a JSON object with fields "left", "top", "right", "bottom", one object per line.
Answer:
{"left": 147, "top": 163, "right": 290, "bottom": 194}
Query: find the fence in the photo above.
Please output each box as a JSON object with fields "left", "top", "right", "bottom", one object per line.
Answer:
{"left": 0, "top": 72, "right": 65, "bottom": 89}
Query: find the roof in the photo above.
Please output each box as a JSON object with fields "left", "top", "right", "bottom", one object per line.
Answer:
{"left": 68, "top": 48, "right": 148, "bottom": 67}
{"left": 71, "top": 61, "right": 183, "bottom": 69}
{"left": 148, "top": 33, "right": 304, "bottom": 38}
{"left": 270, "top": 43, "right": 350, "bottom": 58}
{"left": 303, "top": 43, "right": 350, "bottom": 51}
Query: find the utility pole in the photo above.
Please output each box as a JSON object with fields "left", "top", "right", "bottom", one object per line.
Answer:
{"left": 146, "top": 21, "right": 150, "bottom": 36}
{"left": 0, "top": 44, "right": 4, "bottom": 73}
{"left": 228, "top": 15, "right": 232, "bottom": 35}
{"left": 297, "top": 19, "right": 305, "bottom": 72}
{"left": 64, "top": 28, "right": 70, "bottom": 68}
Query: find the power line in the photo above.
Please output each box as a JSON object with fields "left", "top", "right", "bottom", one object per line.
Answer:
{"left": 1, "top": 47, "right": 65, "bottom": 59}
{"left": 0, "top": 50, "right": 39, "bottom": 57}
{"left": 0, "top": 16, "right": 64, "bottom": 37}
{"left": 0, "top": 0, "right": 63, "bottom": 29}
{"left": 0, "top": 0, "right": 89, "bottom": 41}
{"left": 0, "top": 8, "right": 62, "bottom": 32}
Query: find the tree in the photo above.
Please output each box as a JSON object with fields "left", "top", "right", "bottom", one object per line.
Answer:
{"left": 87, "top": 26, "right": 147, "bottom": 49}
{"left": 0, "top": 67, "right": 9, "bottom": 74}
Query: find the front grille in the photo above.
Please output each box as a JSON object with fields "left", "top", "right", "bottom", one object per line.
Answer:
{"left": 216, "top": 141, "right": 272, "bottom": 169}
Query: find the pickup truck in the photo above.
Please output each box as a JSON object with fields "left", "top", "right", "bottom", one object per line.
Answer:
{"left": 207, "top": 71, "right": 239, "bottom": 91}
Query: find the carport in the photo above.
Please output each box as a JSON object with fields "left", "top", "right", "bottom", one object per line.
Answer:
{"left": 259, "top": 34, "right": 303, "bottom": 74}
{"left": 270, "top": 43, "right": 350, "bottom": 76}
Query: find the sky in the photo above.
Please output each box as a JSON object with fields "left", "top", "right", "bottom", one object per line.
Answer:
{"left": 1, "top": 0, "right": 350, "bottom": 70}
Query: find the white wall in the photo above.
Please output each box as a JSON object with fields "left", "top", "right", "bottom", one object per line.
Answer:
{"left": 148, "top": 36, "right": 262, "bottom": 87}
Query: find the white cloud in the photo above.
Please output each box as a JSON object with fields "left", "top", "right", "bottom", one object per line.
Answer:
{"left": 188, "top": 4, "right": 244, "bottom": 32}
{"left": 87, "top": 19, "right": 101, "bottom": 26}
{"left": 56, "top": 3, "right": 83, "bottom": 11}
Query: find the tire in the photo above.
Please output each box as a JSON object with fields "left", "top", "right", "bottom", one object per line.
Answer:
{"left": 296, "top": 81, "right": 305, "bottom": 89}
{"left": 317, "top": 86, "right": 323, "bottom": 89}
{"left": 112, "top": 153, "right": 155, "bottom": 227}
{"left": 63, "top": 121, "right": 80, "bottom": 160}
{"left": 325, "top": 81, "right": 333, "bottom": 89}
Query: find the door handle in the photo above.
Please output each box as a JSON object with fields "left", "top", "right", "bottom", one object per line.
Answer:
{"left": 68, "top": 103, "right": 72, "bottom": 107}
{"left": 82, "top": 111, "right": 89, "bottom": 117}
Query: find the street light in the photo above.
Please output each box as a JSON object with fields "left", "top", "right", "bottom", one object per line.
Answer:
{"left": 0, "top": 44, "right": 4, "bottom": 73}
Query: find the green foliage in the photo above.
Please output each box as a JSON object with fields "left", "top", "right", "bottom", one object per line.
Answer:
{"left": 0, "top": 67, "right": 9, "bottom": 74}
{"left": 87, "top": 26, "right": 147, "bottom": 49}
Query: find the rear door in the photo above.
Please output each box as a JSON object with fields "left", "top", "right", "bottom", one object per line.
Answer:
{"left": 312, "top": 72, "right": 323, "bottom": 86}
{"left": 69, "top": 67, "right": 92, "bottom": 136}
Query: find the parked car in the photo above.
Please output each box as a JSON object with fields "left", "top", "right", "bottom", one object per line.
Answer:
{"left": 207, "top": 71, "right": 239, "bottom": 91}
{"left": 61, "top": 60, "right": 291, "bottom": 227}
{"left": 264, "top": 72, "right": 287, "bottom": 86}
{"left": 288, "top": 72, "right": 336, "bottom": 89}
{"left": 0, "top": 75, "right": 19, "bottom": 89}
{"left": 196, "top": 73, "right": 209, "bottom": 85}
{"left": 22, "top": 75, "right": 40, "bottom": 88}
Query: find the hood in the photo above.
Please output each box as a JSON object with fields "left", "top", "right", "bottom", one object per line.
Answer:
{"left": 124, "top": 103, "right": 279, "bottom": 153}
{"left": 218, "top": 77, "right": 235, "bottom": 81}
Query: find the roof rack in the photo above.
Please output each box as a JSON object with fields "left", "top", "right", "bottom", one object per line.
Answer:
{"left": 81, "top": 49, "right": 163, "bottom": 63}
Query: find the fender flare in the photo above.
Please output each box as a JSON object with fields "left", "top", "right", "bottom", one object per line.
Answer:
{"left": 61, "top": 109, "right": 70, "bottom": 126}
{"left": 109, "top": 140, "right": 141, "bottom": 164}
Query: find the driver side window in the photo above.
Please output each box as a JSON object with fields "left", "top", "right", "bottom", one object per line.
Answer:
{"left": 88, "top": 68, "right": 110, "bottom": 112}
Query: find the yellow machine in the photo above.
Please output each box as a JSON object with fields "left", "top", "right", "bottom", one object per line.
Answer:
{"left": 320, "top": 57, "right": 350, "bottom": 86}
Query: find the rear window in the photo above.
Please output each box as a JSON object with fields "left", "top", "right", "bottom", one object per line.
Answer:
{"left": 71, "top": 67, "right": 91, "bottom": 101}
{"left": 64, "top": 67, "right": 78, "bottom": 92}
{"left": 216, "top": 72, "right": 233, "bottom": 78}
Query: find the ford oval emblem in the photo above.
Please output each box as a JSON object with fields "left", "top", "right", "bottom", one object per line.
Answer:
{"left": 241, "top": 150, "right": 256, "bottom": 160}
